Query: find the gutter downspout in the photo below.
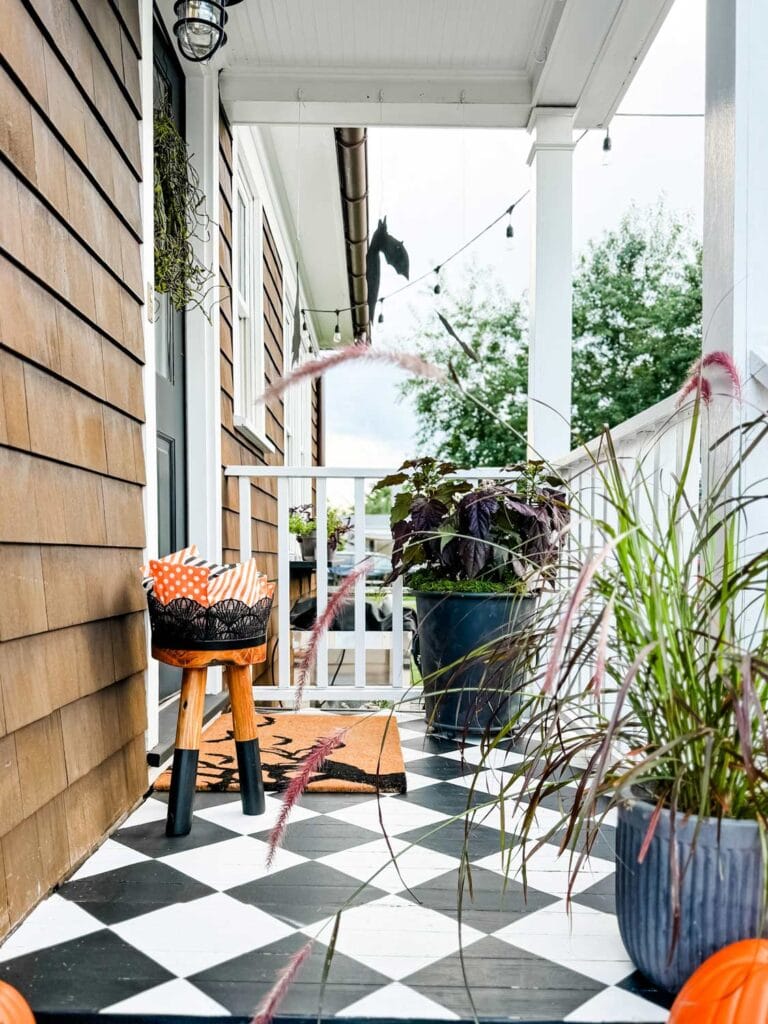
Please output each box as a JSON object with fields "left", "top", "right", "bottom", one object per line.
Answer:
{"left": 334, "top": 127, "right": 369, "bottom": 342}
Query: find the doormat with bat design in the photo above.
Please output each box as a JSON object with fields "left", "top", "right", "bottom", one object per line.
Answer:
{"left": 153, "top": 711, "right": 407, "bottom": 794}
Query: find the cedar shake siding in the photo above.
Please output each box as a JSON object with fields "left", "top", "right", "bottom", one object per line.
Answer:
{"left": 219, "top": 111, "right": 321, "bottom": 682}
{"left": 0, "top": 0, "right": 147, "bottom": 935}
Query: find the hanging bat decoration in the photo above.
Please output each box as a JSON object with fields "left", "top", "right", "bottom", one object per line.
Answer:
{"left": 367, "top": 217, "right": 410, "bottom": 331}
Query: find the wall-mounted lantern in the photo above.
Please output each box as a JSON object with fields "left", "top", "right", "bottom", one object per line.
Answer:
{"left": 173, "top": 0, "right": 244, "bottom": 63}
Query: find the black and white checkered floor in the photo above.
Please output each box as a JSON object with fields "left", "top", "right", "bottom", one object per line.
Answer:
{"left": 0, "top": 712, "right": 672, "bottom": 1022}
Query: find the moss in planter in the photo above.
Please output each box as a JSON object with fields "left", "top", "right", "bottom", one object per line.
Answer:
{"left": 406, "top": 569, "right": 530, "bottom": 595}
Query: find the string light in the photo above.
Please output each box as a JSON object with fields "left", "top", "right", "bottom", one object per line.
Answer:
{"left": 505, "top": 204, "right": 515, "bottom": 249}
{"left": 302, "top": 190, "right": 530, "bottom": 326}
{"left": 602, "top": 129, "right": 612, "bottom": 166}
{"left": 378, "top": 299, "right": 384, "bottom": 325}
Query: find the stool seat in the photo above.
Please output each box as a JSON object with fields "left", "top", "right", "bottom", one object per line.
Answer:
{"left": 155, "top": 644, "right": 267, "bottom": 837}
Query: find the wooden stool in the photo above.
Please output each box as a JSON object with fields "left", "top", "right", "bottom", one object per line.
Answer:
{"left": 153, "top": 645, "right": 267, "bottom": 837}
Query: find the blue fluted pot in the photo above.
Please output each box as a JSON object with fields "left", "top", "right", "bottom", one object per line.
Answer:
{"left": 616, "top": 795, "right": 765, "bottom": 993}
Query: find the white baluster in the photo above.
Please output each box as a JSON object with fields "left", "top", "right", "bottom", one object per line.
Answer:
{"left": 354, "top": 477, "right": 366, "bottom": 687}
{"left": 315, "top": 477, "right": 329, "bottom": 688}
{"left": 277, "top": 477, "right": 291, "bottom": 689}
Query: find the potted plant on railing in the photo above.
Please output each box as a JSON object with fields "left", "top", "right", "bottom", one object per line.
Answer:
{"left": 497, "top": 354, "right": 768, "bottom": 992}
{"left": 372, "top": 457, "right": 568, "bottom": 735}
{"left": 289, "top": 504, "right": 350, "bottom": 562}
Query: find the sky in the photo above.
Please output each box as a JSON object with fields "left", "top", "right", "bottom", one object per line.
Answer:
{"left": 324, "top": 0, "right": 706, "bottom": 503}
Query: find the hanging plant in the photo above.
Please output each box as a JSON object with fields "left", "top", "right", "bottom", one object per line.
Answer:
{"left": 153, "top": 104, "right": 213, "bottom": 314}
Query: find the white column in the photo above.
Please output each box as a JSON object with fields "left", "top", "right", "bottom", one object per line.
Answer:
{"left": 702, "top": 1, "right": 768, "bottom": 527}
{"left": 526, "top": 107, "right": 575, "bottom": 462}
{"left": 139, "top": 0, "right": 159, "bottom": 748}
{"left": 186, "top": 70, "right": 224, "bottom": 693}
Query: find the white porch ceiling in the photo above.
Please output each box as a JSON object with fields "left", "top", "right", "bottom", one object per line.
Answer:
{"left": 217, "top": 0, "right": 675, "bottom": 129}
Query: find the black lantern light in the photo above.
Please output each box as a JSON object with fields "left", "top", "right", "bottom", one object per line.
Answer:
{"left": 173, "top": 0, "right": 244, "bottom": 64}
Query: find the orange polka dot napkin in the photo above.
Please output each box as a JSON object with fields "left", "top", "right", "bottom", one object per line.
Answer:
{"left": 149, "top": 560, "right": 211, "bottom": 607}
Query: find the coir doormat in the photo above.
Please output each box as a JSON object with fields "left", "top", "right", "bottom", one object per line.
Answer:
{"left": 154, "top": 712, "right": 407, "bottom": 794}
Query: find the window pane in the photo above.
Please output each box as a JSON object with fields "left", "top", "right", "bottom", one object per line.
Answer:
{"left": 237, "top": 193, "right": 247, "bottom": 298}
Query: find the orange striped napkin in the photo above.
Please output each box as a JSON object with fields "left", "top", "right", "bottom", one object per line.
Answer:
{"left": 207, "top": 557, "right": 274, "bottom": 606}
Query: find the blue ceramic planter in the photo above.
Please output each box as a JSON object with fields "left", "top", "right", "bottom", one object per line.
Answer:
{"left": 616, "top": 795, "right": 766, "bottom": 992}
{"left": 415, "top": 591, "right": 536, "bottom": 736}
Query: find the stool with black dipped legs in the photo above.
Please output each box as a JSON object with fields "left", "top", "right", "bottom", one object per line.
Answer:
{"left": 153, "top": 645, "right": 267, "bottom": 837}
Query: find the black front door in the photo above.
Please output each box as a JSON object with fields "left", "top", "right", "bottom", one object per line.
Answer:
{"left": 154, "top": 25, "right": 188, "bottom": 701}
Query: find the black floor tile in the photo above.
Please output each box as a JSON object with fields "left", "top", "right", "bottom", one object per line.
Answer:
{"left": 619, "top": 969, "right": 675, "bottom": 1010}
{"left": 571, "top": 874, "right": 617, "bottom": 915}
{"left": 398, "top": 819, "right": 507, "bottom": 861}
{"left": 250, "top": 816, "right": 380, "bottom": 858}
{"left": 406, "top": 755, "right": 488, "bottom": 782}
{"left": 191, "top": 932, "right": 391, "bottom": 1015}
{"left": 403, "top": 867, "right": 559, "bottom": 932}
{"left": 0, "top": 931, "right": 173, "bottom": 1012}
{"left": 227, "top": 861, "right": 388, "bottom": 926}
{"left": 394, "top": 781, "right": 486, "bottom": 817}
{"left": 112, "top": 817, "right": 240, "bottom": 858}
{"left": 57, "top": 861, "right": 215, "bottom": 925}
{"left": 403, "top": 936, "right": 603, "bottom": 1020}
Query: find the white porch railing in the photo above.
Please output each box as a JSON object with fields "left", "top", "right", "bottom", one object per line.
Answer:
{"left": 224, "top": 465, "right": 522, "bottom": 705}
{"left": 556, "top": 394, "right": 698, "bottom": 557}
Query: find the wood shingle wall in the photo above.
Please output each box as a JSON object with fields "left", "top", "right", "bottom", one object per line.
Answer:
{"left": 0, "top": 0, "right": 147, "bottom": 936}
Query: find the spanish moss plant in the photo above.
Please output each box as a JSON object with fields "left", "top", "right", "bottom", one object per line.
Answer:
{"left": 153, "top": 104, "right": 213, "bottom": 314}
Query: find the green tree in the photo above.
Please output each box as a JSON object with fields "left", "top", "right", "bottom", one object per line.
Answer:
{"left": 571, "top": 204, "right": 702, "bottom": 440}
{"left": 400, "top": 204, "right": 702, "bottom": 464}
{"left": 399, "top": 280, "right": 529, "bottom": 465}
{"left": 365, "top": 485, "right": 393, "bottom": 514}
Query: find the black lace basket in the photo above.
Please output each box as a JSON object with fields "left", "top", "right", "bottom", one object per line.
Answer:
{"left": 147, "top": 592, "right": 274, "bottom": 651}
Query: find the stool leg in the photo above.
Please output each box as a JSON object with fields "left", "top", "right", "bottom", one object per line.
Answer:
{"left": 226, "top": 665, "right": 265, "bottom": 816}
{"left": 166, "top": 668, "right": 207, "bottom": 837}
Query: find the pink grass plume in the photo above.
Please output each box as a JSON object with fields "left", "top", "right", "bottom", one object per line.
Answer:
{"left": 267, "top": 730, "right": 347, "bottom": 866}
{"left": 542, "top": 539, "right": 620, "bottom": 695}
{"left": 677, "top": 350, "right": 741, "bottom": 407}
{"left": 293, "top": 557, "right": 374, "bottom": 709}
{"left": 256, "top": 345, "right": 445, "bottom": 404}
{"left": 251, "top": 939, "right": 314, "bottom": 1024}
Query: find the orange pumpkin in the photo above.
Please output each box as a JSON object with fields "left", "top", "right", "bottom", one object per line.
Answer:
{"left": 669, "top": 939, "right": 768, "bottom": 1024}
{"left": 0, "top": 981, "right": 35, "bottom": 1024}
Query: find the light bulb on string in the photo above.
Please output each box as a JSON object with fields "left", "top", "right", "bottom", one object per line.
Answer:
{"left": 301, "top": 311, "right": 309, "bottom": 340}
{"left": 505, "top": 206, "right": 515, "bottom": 250}
{"left": 377, "top": 300, "right": 384, "bottom": 325}
{"left": 333, "top": 310, "right": 341, "bottom": 345}
{"left": 433, "top": 267, "right": 441, "bottom": 295}
{"left": 602, "top": 129, "right": 612, "bottom": 166}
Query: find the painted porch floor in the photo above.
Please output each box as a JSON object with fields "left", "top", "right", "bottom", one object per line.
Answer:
{"left": 0, "top": 713, "right": 672, "bottom": 1023}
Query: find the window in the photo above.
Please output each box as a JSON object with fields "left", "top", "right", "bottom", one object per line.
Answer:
{"left": 284, "top": 288, "right": 314, "bottom": 510}
{"left": 232, "top": 159, "right": 270, "bottom": 447}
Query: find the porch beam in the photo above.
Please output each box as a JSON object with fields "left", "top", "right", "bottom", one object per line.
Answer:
{"left": 221, "top": 69, "right": 531, "bottom": 128}
{"left": 526, "top": 107, "right": 576, "bottom": 462}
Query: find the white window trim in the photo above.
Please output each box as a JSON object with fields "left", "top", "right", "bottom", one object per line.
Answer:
{"left": 232, "top": 144, "right": 274, "bottom": 453}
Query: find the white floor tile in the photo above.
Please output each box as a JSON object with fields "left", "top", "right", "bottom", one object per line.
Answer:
{"left": 319, "top": 837, "right": 459, "bottom": 894}
{"left": 194, "top": 793, "right": 318, "bottom": 836}
{"left": 327, "top": 797, "right": 449, "bottom": 837}
{"left": 102, "top": 978, "right": 229, "bottom": 1016}
{"left": 158, "top": 835, "right": 307, "bottom": 890}
{"left": 441, "top": 745, "right": 524, "bottom": 769}
{"left": 402, "top": 771, "right": 444, "bottom": 791}
{"left": 0, "top": 895, "right": 103, "bottom": 962}
{"left": 120, "top": 797, "right": 169, "bottom": 829}
{"left": 338, "top": 981, "right": 460, "bottom": 1019}
{"left": 304, "top": 894, "right": 484, "bottom": 980}
{"left": 112, "top": 893, "right": 294, "bottom": 977}
{"left": 493, "top": 899, "right": 634, "bottom": 985}
{"left": 69, "top": 840, "right": 150, "bottom": 881}
{"left": 469, "top": 799, "right": 563, "bottom": 840}
{"left": 475, "top": 841, "right": 614, "bottom": 897}
{"left": 564, "top": 986, "right": 669, "bottom": 1022}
